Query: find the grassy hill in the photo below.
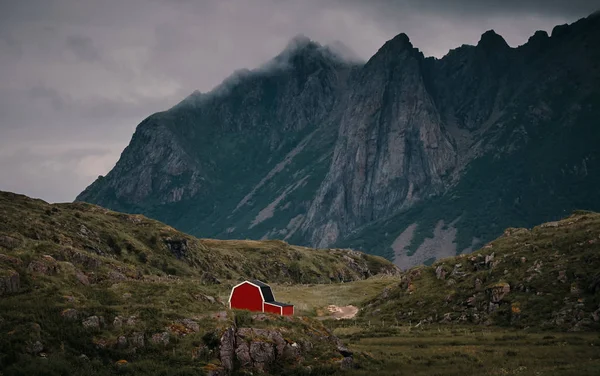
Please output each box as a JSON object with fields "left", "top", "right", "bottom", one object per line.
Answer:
{"left": 0, "top": 190, "right": 397, "bottom": 375}
{"left": 359, "top": 210, "right": 600, "bottom": 332}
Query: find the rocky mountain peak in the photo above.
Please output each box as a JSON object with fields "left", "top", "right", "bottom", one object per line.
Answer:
{"left": 378, "top": 32, "right": 414, "bottom": 53}
{"left": 477, "top": 30, "right": 510, "bottom": 50}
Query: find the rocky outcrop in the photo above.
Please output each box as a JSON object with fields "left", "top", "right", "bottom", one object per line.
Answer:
{"left": 218, "top": 324, "right": 352, "bottom": 374}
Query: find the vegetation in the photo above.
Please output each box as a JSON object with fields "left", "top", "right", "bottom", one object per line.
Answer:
{"left": 360, "top": 210, "right": 600, "bottom": 332}
{"left": 3, "top": 190, "right": 600, "bottom": 374}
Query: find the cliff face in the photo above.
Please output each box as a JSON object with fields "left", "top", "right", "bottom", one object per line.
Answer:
{"left": 300, "top": 34, "right": 457, "bottom": 248}
{"left": 78, "top": 13, "right": 600, "bottom": 268}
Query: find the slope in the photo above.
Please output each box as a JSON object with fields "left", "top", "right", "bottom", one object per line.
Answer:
{"left": 360, "top": 211, "right": 600, "bottom": 332}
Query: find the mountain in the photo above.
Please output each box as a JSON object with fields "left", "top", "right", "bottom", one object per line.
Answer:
{"left": 361, "top": 210, "right": 600, "bottom": 332}
{"left": 77, "top": 13, "right": 600, "bottom": 269}
{"left": 0, "top": 190, "right": 397, "bottom": 375}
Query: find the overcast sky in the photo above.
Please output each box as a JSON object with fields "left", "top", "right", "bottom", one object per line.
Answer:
{"left": 1, "top": 0, "right": 598, "bottom": 203}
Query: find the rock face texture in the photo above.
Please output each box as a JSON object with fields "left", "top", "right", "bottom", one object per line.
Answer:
{"left": 77, "top": 14, "right": 600, "bottom": 268}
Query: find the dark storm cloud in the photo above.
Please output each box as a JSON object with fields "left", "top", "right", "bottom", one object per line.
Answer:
{"left": 0, "top": 0, "right": 598, "bottom": 202}
{"left": 338, "top": 0, "right": 599, "bottom": 18}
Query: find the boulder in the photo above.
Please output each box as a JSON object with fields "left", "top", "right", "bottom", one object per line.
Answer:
{"left": 435, "top": 265, "right": 447, "bottom": 280}
{"left": 340, "top": 356, "right": 354, "bottom": 370}
{"left": 27, "top": 258, "right": 59, "bottom": 275}
{"left": 0, "top": 253, "right": 22, "bottom": 265}
{"left": 0, "top": 269, "right": 20, "bottom": 295}
{"left": 0, "top": 235, "right": 21, "bottom": 250}
{"left": 129, "top": 332, "right": 145, "bottom": 348}
{"left": 180, "top": 318, "right": 200, "bottom": 333}
{"left": 249, "top": 341, "right": 275, "bottom": 371}
{"left": 488, "top": 282, "right": 510, "bottom": 303}
{"left": 164, "top": 238, "right": 188, "bottom": 259}
{"left": 82, "top": 316, "right": 101, "bottom": 329}
{"left": 151, "top": 332, "right": 170, "bottom": 345}
{"left": 220, "top": 327, "right": 236, "bottom": 371}
{"left": 61, "top": 308, "right": 78, "bottom": 320}
{"left": 75, "top": 271, "right": 90, "bottom": 286}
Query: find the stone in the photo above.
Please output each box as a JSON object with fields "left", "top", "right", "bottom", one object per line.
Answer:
{"left": 220, "top": 327, "right": 236, "bottom": 371}
{"left": 235, "top": 340, "right": 252, "bottom": 368}
{"left": 113, "top": 316, "right": 123, "bottom": 328}
{"left": 558, "top": 270, "right": 568, "bottom": 283}
{"left": 180, "top": 318, "right": 199, "bottom": 333}
{"left": 0, "top": 235, "right": 21, "bottom": 250}
{"left": 75, "top": 271, "right": 90, "bottom": 286}
{"left": 249, "top": 341, "right": 275, "bottom": 371}
{"left": 200, "top": 272, "right": 221, "bottom": 285}
{"left": 0, "top": 269, "right": 20, "bottom": 295}
{"left": 151, "top": 332, "right": 170, "bottom": 345}
{"left": 126, "top": 316, "right": 137, "bottom": 326}
{"left": 435, "top": 265, "right": 447, "bottom": 280}
{"left": 488, "top": 282, "right": 510, "bottom": 303}
{"left": 108, "top": 270, "right": 127, "bottom": 281}
{"left": 61, "top": 308, "right": 78, "bottom": 320}
{"left": 117, "top": 336, "right": 128, "bottom": 348}
{"left": 82, "top": 316, "right": 100, "bottom": 329}
{"left": 129, "top": 332, "right": 145, "bottom": 348}
{"left": 30, "top": 341, "right": 44, "bottom": 355}
{"left": 0, "top": 253, "right": 22, "bottom": 265}
{"left": 164, "top": 238, "right": 188, "bottom": 259}
{"left": 27, "top": 259, "right": 59, "bottom": 275}
{"left": 340, "top": 356, "right": 354, "bottom": 370}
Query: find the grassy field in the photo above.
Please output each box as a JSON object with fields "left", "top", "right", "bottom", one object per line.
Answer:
{"left": 330, "top": 325, "right": 600, "bottom": 376}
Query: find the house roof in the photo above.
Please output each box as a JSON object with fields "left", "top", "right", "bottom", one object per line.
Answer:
{"left": 247, "top": 279, "right": 274, "bottom": 302}
{"left": 265, "top": 301, "right": 293, "bottom": 307}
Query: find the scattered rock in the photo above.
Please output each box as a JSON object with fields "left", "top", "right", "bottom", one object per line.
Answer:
{"left": 61, "top": 308, "right": 78, "bottom": 320}
{"left": 129, "top": 332, "right": 145, "bottom": 348}
{"left": 558, "top": 270, "right": 568, "bottom": 283}
{"left": 249, "top": 341, "right": 275, "bottom": 371}
{"left": 164, "top": 238, "right": 188, "bottom": 259}
{"left": 117, "top": 336, "right": 128, "bottom": 348}
{"left": 126, "top": 316, "right": 137, "bottom": 326}
{"left": 0, "top": 269, "right": 20, "bottom": 295}
{"left": 220, "top": 327, "right": 236, "bottom": 371}
{"left": 113, "top": 316, "right": 123, "bottom": 329}
{"left": 488, "top": 282, "right": 511, "bottom": 303}
{"left": 108, "top": 270, "right": 127, "bottom": 281}
{"left": 0, "top": 235, "right": 21, "bottom": 250}
{"left": 200, "top": 272, "right": 221, "bottom": 285}
{"left": 82, "top": 316, "right": 100, "bottom": 329}
{"left": 195, "top": 293, "right": 217, "bottom": 304}
{"left": 180, "top": 318, "right": 200, "bottom": 333}
{"left": 151, "top": 332, "right": 170, "bottom": 345}
{"left": 75, "top": 271, "right": 90, "bottom": 286}
{"left": 340, "top": 356, "right": 354, "bottom": 370}
{"left": 435, "top": 265, "right": 447, "bottom": 280}
{"left": 0, "top": 253, "right": 22, "bottom": 265}
{"left": 27, "top": 258, "right": 59, "bottom": 275}
{"left": 29, "top": 341, "right": 44, "bottom": 355}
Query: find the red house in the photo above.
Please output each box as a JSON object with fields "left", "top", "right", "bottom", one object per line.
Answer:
{"left": 228, "top": 280, "right": 294, "bottom": 316}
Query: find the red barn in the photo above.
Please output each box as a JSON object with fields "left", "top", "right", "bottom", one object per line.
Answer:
{"left": 229, "top": 280, "right": 294, "bottom": 316}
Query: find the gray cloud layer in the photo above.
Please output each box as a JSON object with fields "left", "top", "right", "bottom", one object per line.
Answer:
{"left": 0, "top": 0, "right": 598, "bottom": 202}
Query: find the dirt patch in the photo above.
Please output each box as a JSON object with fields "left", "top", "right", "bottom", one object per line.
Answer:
{"left": 324, "top": 305, "right": 358, "bottom": 320}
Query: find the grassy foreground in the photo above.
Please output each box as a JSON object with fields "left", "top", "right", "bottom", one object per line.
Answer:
{"left": 335, "top": 325, "right": 600, "bottom": 376}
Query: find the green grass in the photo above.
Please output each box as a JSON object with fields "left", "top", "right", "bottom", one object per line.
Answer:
{"left": 339, "top": 326, "right": 600, "bottom": 376}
